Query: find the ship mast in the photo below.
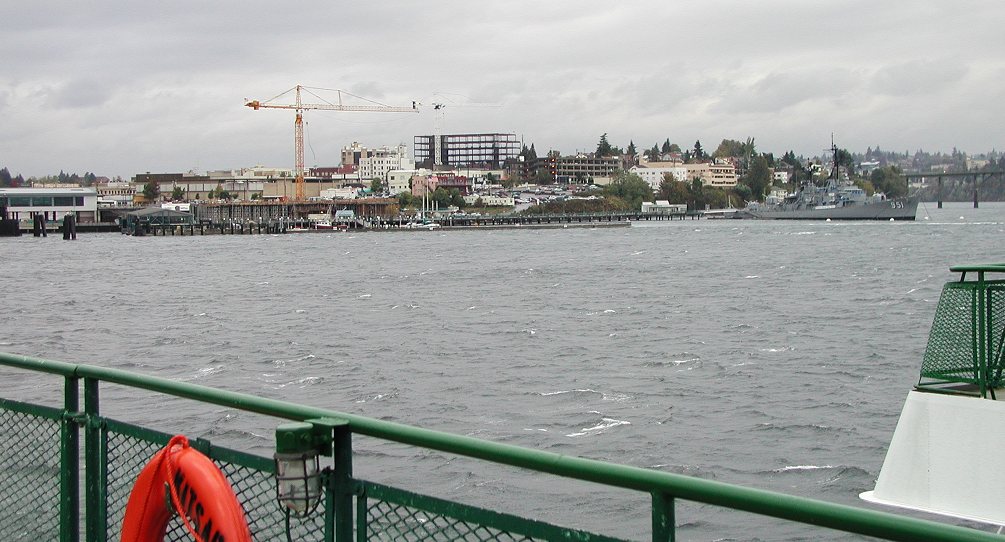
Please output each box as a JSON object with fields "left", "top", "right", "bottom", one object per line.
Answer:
{"left": 828, "top": 134, "right": 840, "bottom": 189}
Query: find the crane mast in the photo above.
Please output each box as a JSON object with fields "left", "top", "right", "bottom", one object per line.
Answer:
{"left": 245, "top": 85, "right": 417, "bottom": 201}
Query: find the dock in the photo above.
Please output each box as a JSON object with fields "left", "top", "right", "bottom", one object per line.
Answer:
{"left": 127, "top": 209, "right": 701, "bottom": 236}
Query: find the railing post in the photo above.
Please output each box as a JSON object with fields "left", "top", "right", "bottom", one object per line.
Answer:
{"left": 60, "top": 375, "right": 80, "bottom": 542}
{"left": 309, "top": 418, "right": 352, "bottom": 542}
{"left": 977, "top": 271, "right": 989, "bottom": 397}
{"left": 332, "top": 423, "right": 353, "bottom": 542}
{"left": 84, "top": 377, "right": 107, "bottom": 542}
{"left": 652, "top": 491, "right": 675, "bottom": 542}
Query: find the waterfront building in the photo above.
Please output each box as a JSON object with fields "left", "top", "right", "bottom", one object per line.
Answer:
{"left": 95, "top": 181, "right": 136, "bottom": 207}
{"left": 309, "top": 165, "right": 356, "bottom": 179}
{"left": 407, "top": 172, "right": 472, "bottom": 199}
{"left": 135, "top": 167, "right": 371, "bottom": 202}
{"left": 630, "top": 165, "right": 688, "bottom": 192}
{"left": 357, "top": 145, "right": 415, "bottom": 181}
{"left": 0, "top": 187, "right": 98, "bottom": 224}
{"left": 686, "top": 160, "right": 738, "bottom": 188}
{"left": 431, "top": 173, "right": 471, "bottom": 195}
{"left": 414, "top": 133, "right": 519, "bottom": 169}
{"left": 452, "top": 167, "right": 507, "bottom": 188}
{"left": 339, "top": 142, "right": 415, "bottom": 180}
{"left": 641, "top": 157, "right": 685, "bottom": 167}
{"left": 630, "top": 159, "right": 737, "bottom": 190}
{"left": 133, "top": 172, "right": 213, "bottom": 202}
{"left": 134, "top": 172, "right": 269, "bottom": 203}
{"left": 462, "top": 194, "right": 514, "bottom": 207}
{"left": 261, "top": 175, "right": 363, "bottom": 200}
{"left": 641, "top": 200, "right": 687, "bottom": 215}
{"left": 320, "top": 187, "right": 361, "bottom": 200}
{"left": 387, "top": 171, "right": 411, "bottom": 195}
{"left": 410, "top": 175, "right": 439, "bottom": 199}
{"left": 858, "top": 161, "right": 882, "bottom": 177}
{"left": 207, "top": 165, "right": 293, "bottom": 180}
{"left": 341, "top": 142, "right": 379, "bottom": 166}
{"left": 523, "top": 154, "right": 625, "bottom": 184}
{"left": 556, "top": 155, "right": 623, "bottom": 184}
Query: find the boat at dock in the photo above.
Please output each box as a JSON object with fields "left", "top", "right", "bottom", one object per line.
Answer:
{"left": 741, "top": 140, "right": 918, "bottom": 220}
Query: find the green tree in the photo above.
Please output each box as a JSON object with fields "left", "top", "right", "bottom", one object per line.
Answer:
{"left": 691, "top": 177, "right": 704, "bottom": 202}
{"left": 835, "top": 148, "right": 855, "bottom": 177}
{"left": 741, "top": 137, "right": 757, "bottom": 167}
{"left": 142, "top": 181, "right": 160, "bottom": 202}
{"left": 713, "top": 139, "right": 745, "bottom": 159}
{"left": 657, "top": 176, "right": 690, "bottom": 204}
{"left": 596, "top": 133, "right": 614, "bottom": 157}
{"left": 533, "top": 169, "right": 553, "bottom": 185}
{"left": 869, "top": 166, "right": 907, "bottom": 198}
{"left": 780, "top": 150, "right": 807, "bottom": 184}
{"left": 431, "top": 187, "right": 451, "bottom": 210}
{"left": 856, "top": 179, "right": 877, "bottom": 196}
{"left": 742, "top": 155, "right": 772, "bottom": 200}
{"left": 449, "top": 188, "right": 466, "bottom": 208}
{"left": 370, "top": 178, "right": 383, "bottom": 194}
{"left": 692, "top": 140, "right": 705, "bottom": 161}
{"left": 781, "top": 150, "right": 800, "bottom": 167}
{"left": 170, "top": 186, "right": 185, "bottom": 201}
{"left": 603, "top": 172, "right": 652, "bottom": 210}
{"left": 398, "top": 191, "right": 414, "bottom": 209}
{"left": 626, "top": 141, "right": 637, "bottom": 156}
{"left": 703, "top": 187, "right": 728, "bottom": 209}
{"left": 731, "top": 183, "right": 752, "bottom": 203}
{"left": 0, "top": 167, "right": 11, "bottom": 187}
{"left": 519, "top": 144, "right": 532, "bottom": 160}
{"left": 646, "top": 144, "right": 660, "bottom": 161}
{"left": 661, "top": 139, "right": 671, "bottom": 154}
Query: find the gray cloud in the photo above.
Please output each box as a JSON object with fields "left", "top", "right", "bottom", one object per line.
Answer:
{"left": 0, "top": 0, "right": 1003, "bottom": 179}
{"left": 46, "top": 78, "right": 112, "bottom": 109}
{"left": 869, "top": 60, "right": 969, "bottom": 97}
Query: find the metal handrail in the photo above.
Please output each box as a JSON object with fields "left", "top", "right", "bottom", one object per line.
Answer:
{"left": 1, "top": 351, "right": 1001, "bottom": 542}
{"left": 949, "top": 264, "right": 1005, "bottom": 274}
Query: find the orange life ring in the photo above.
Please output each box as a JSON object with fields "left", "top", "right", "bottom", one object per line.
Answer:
{"left": 121, "top": 435, "right": 252, "bottom": 542}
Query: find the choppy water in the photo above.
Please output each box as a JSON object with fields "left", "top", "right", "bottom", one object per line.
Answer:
{"left": 2, "top": 201, "right": 1003, "bottom": 540}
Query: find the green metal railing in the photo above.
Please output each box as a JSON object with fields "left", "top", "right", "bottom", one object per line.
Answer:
{"left": 0, "top": 352, "right": 1001, "bottom": 542}
{"left": 919, "top": 264, "right": 1005, "bottom": 398}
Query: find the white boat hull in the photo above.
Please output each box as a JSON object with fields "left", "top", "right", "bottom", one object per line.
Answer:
{"left": 860, "top": 390, "right": 1005, "bottom": 525}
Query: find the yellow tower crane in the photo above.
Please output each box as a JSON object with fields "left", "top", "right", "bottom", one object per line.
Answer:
{"left": 245, "top": 85, "right": 418, "bottom": 201}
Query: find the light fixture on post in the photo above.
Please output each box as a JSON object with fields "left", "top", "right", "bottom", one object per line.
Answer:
{"left": 274, "top": 422, "right": 323, "bottom": 516}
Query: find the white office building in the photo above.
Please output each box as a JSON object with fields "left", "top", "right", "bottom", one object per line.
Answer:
{"left": 357, "top": 145, "right": 415, "bottom": 181}
{"left": 630, "top": 165, "right": 688, "bottom": 192}
{"left": 1, "top": 187, "right": 99, "bottom": 225}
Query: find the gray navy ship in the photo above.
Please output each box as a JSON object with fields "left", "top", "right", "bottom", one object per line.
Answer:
{"left": 741, "top": 141, "right": 918, "bottom": 220}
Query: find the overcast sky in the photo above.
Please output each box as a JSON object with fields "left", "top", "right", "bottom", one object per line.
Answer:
{"left": 2, "top": 1, "right": 1003, "bottom": 179}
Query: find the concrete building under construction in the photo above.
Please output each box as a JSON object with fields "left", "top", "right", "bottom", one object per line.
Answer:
{"left": 413, "top": 133, "right": 519, "bottom": 169}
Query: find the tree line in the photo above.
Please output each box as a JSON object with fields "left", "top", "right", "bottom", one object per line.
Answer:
{"left": 0, "top": 167, "right": 105, "bottom": 188}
